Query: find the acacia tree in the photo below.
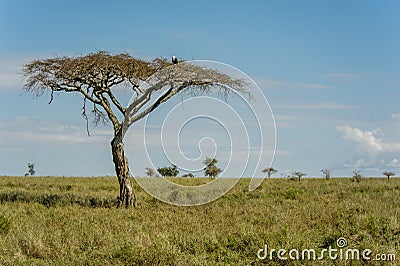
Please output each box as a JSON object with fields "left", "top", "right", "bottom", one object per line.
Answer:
{"left": 383, "top": 171, "right": 395, "bottom": 181}
{"left": 262, "top": 167, "right": 277, "bottom": 178}
{"left": 23, "top": 52, "right": 246, "bottom": 207}
{"left": 321, "top": 169, "right": 332, "bottom": 180}
{"left": 145, "top": 167, "right": 155, "bottom": 178}
{"left": 292, "top": 171, "right": 305, "bottom": 182}
{"left": 352, "top": 170, "right": 362, "bottom": 183}
{"left": 203, "top": 157, "right": 222, "bottom": 178}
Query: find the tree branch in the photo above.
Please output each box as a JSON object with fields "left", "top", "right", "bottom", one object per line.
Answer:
{"left": 107, "top": 90, "right": 126, "bottom": 114}
{"left": 81, "top": 97, "right": 91, "bottom": 136}
{"left": 95, "top": 93, "right": 120, "bottom": 131}
{"left": 127, "top": 81, "right": 205, "bottom": 126}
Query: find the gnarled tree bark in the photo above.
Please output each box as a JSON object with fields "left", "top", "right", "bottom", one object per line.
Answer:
{"left": 111, "top": 128, "right": 136, "bottom": 208}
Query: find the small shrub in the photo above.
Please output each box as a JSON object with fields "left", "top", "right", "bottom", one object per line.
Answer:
{"left": 352, "top": 170, "right": 362, "bottom": 182}
{"left": 283, "top": 188, "right": 303, "bottom": 200}
{"left": 0, "top": 215, "right": 13, "bottom": 235}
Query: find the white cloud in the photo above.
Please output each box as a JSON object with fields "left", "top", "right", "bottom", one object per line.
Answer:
{"left": 336, "top": 125, "right": 388, "bottom": 152}
{"left": 344, "top": 157, "right": 400, "bottom": 173}
{"left": 337, "top": 119, "right": 400, "bottom": 174}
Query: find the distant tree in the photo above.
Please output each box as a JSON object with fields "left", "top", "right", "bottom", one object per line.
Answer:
{"left": 145, "top": 167, "right": 156, "bottom": 178}
{"left": 182, "top": 173, "right": 194, "bottom": 178}
{"left": 383, "top": 171, "right": 395, "bottom": 181}
{"left": 292, "top": 171, "right": 305, "bottom": 182}
{"left": 321, "top": 169, "right": 333, "bottom": 180}
{"left": 25, "top": 163, "right": 35, "bottom": 176}
{"left": 205, "top": 165, "right": 222, "bottom": 178}
{"left": 203, "top": 157, "right": 222, "bottom": 178}
{"left": 352, "top": 170, "right": 362, "bottom": 183}
{"left": 262, "top": 167, "right": 277, "bottom": 178}
{"left": 157, "top": 165, "right": 179, "bottom": 177}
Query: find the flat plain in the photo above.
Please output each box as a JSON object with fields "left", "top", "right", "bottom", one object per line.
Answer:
{"left": 0, "top": 176, "right": 398, "bottom": 265}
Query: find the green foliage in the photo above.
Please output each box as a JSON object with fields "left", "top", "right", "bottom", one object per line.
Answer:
{"left": 157, "top": 165, "right": 179, "bottom": 177}
{"left": 203, "top": 157, "right": 222, "bottom": 178}
{"left": 25, "top": 163, "right": 35, "bottom": 176}
{"left": 0, "top": 176, "right": 398, "bottom": 265}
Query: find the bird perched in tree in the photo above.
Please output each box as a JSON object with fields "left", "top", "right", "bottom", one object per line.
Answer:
{"left": 172, "top": 56, "right": 178, "bottom": 64}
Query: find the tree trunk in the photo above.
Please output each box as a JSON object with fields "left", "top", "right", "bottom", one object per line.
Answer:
{"left": 111, "top": 130, "right": 137, "bottom": 208}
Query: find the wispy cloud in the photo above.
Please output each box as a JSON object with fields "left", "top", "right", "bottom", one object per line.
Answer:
{"left": 274, "top": 114, "right": 299, "bottom": 128}
{"left": 274, "top": 103, "right": 359, "bottom": 110}
{"left": 0, "top": 53, "right": 52, "bottom": 90}
{"left": 296, "top": 83, "right": 332, "bottom": 89}
{"left": 325, "top": 73, "right": 362, "bottom": 82}
{"left": 0, "top": 57, "right": 25, "bottom": 90}
{"left": 256, "top": 78, "right": 332, "bottom": 90}
{"left": 0, "top": 117, "right": 113, "bottom": 145}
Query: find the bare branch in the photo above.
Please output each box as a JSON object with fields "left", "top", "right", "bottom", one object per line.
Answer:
{"left": 125, "top": 62, "right": 248, "bottom": 126}
{"left": 125, "top": 80, "right": 168, "bottom": 123}
{"left": 81, "top": 97, "right": 90, "bottom": 137}
{"left": 48, "top": 90, "right": 54, "bottom": 105}
{"left": 91, "top": 103, "right": 109, "bottom": 127}
{"left": 107, "top": 90, "right": 126, "bottom": 114}
{"left": 127, "top": 86, "right": 174, "bottom": 126}
{"left": 95, "top": 93, "right": 120, "bottom": 131}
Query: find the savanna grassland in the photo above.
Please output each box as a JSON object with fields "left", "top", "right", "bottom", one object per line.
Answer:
{"left": 0, "top": 176, "right": 398, "bottom": 265}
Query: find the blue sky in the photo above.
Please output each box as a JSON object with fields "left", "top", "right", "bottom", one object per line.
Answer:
{"left": 0, "top": 0, "right": 399, "bottom": 177}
